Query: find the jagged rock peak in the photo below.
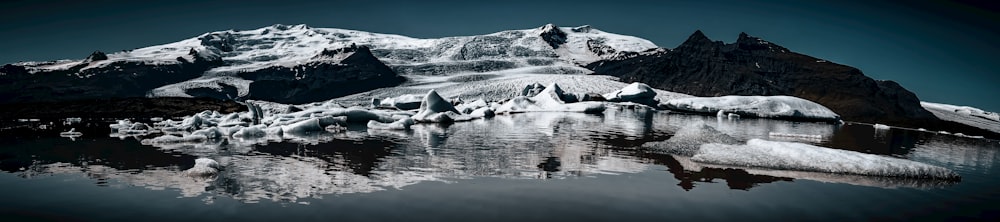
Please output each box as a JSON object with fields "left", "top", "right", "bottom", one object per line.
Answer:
{"left": 270, "top": 24, "right": 311, "bottom": 31}
{"left": 538, "top": 23, "right": 560, "bottom": 32}
{"left": 687, "top": 30, "right": 712, "bottom": 43}
{"left": 676, "top": 30, "right": 717, "bottom": 51}
{"left": 537, "top": 23, "right": 568, "bottom": 49}
{"left": 735, "top": 32, "right": 787, "bottom": 52}
{"left": 316, "top": 43, "right": 370, "bottom": 59}
{"left": 84, "top": 50, "right": 108, "bottom": 62}
{"left": 198, "top": 31, "right": 236, "bottom": 52}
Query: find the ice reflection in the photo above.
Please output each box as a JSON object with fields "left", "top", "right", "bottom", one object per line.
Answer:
{"left": 3, "top": 110, "right": 991, "bottom": 204}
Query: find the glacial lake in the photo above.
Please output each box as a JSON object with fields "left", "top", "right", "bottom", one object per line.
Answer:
{"left": 1, "top": 107, "right": 998, "bottom": 221}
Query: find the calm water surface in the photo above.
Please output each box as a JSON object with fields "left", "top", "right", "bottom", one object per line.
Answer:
{"left": 1, "top": 108, "right": 998, "bottom": 221}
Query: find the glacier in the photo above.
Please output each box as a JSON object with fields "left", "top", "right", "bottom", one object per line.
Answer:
{"left": 13, "top": 23, "right": 656, "bottom": 99}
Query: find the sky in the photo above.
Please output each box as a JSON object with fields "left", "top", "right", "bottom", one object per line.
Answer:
{"left": 1, "top": 0, "right": 997, "bottom": 111}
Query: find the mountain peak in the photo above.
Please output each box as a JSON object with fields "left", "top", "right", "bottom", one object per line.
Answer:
{"left": 539, "top": 23, "right": 559, "bottom": 31}
{"left": 676, "top": 30, "right": 716, "bottom": 50}
{"left": 734, "top": 32, "right": 787, "bottom": 52}
{"left": 537, "top": 23, "right": 568, "bottom": 49}
{"left": 84, "top": 50, "right": 108, "bottom": 63}
{"left": 688, "top": 30, "right": 710, "bottom": 42}
{"left": 270, "top": 24, "right": 311, "bottom": 31}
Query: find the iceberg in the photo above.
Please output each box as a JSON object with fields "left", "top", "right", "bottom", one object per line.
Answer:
{"left": 412, "top": 89, "right": 470, "bottom": 123}
{"left": 662, "top": 95, "right": 840, "bottom": 122}
{"left": 691, "top": 139, "right": 959, "bottom": 179}
{"left": 367, "top": 117, "right": 415, "bottom": 130}
{"left": 377, "top": 94, "right": 424, "bottom": 110}
{"left": 142, "top": 134, "right": 209, "bottom": 145}
{"left": 495, "top": 83, "right": 605, "bottom": 114}
{"left": 602, "top": 82, "right": 658, "bottom": 106}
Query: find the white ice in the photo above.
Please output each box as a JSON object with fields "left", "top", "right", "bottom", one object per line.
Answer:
{"left": 873, "top": 123, "right": 891, "bottom": 130}
{"left": 495, "top": 83, "right": 605, "bottom": 114}
{"left": 663, "top": 95, "right": 840, "bottom": 122}
{"left": 692, "top": 139, "right": 958, "bottom": 179}
{"left": 602, "top": 82, "right": 658, "bottom": 106}
{"left": 921, "top": 101, "right": 1000, "bottom": 133}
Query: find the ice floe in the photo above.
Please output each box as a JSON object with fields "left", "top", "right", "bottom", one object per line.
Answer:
{"left": 921, "top": 101, "right": 1000, "bottom": 133}
{"left": 662, "top": 95, "right": 840, "bottom": 122}
{"left": 692, "top": 139, "right": 959, "bottom": 179}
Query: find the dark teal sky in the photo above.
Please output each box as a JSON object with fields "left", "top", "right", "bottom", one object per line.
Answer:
{"left": 2, "top": 0, "right": 997, "bottom": 111}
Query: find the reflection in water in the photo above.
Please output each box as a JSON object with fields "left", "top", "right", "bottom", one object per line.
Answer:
{"left": 1, "top": 110, "right": 995, "bottom": 204}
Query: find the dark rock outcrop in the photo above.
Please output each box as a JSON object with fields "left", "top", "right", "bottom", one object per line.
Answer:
{"left": 0, "top": 50, "right": 224, "bottom": 104}
{"left": 84, "top": 51, "right": 108, "bottom": 62}
{"left": 236, "top": 45, "right": 405, "bottom": 104}
{"left": 587, "top": 30, "right": 937, "bottom": 126}
{"left": 538, "top": 24, "right": 567, "bottom": 49}
{"left": 0, "top": 97, "right": 245, "bottom": 119}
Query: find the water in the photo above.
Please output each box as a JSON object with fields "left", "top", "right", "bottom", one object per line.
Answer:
{"left": 2, "top": 108, "right": 998, "bottom": 221}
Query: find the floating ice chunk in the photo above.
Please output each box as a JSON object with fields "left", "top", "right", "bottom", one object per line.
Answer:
{"left": 317, "top": 107, "right": 401, "bottom": 123}
{"left": 873, "top": 124, "right": 891, "bottom": 130}
{"left": 281, "top": 118, "right": 326, "bottom": 135}
{"left": 692, "top": 139, "right": 959, "bottom": 179}
{"left": 59, "top": 128, "right": 83, "bottom": 137}
{"left": 185, "top": 158, "right": 221, "bottom": 177}
{"left": 768, "top": 132, "right": 825, "bottom": 142}
{"left": 233, "top": 125, "right": 268, "bottom": 138}
{"left": 109, "top": 119, "right": 133, "bottom": 130}
{"left": 142, "top": 134, "right": 209, "bottom": 144}
{"left": 412, "top": 89, "right": 465, "bottom": 123}
{"left": 180, "top": 114, "right": 217, "bottom": 130}
{"left": 921, "top": 101, "right": 999, "bottom": 133}
{"left": 602, "top": 82, "right": 657, "bottom": 106}
{"left": 663, "top": 95, "right": 840, "bottom": 122}
{"left": 378, "top": 94, "right": 424, "bottom": 110}
{"left": 367, "top": 117, "right": 414, "bottom": 130}
{"left": 109, "top": 119, "right": 153, "bottom": 135}
{"left": 496, "top": 83, "right": 605, "bottom": 114}
{"left": 469, "top": 107, "right": 495, "bottom": 118}
{"left": 455, "top": 99, "right": 489, "bottom": 114}
{"left": 727, "top": 113, "right": 740, "bottom": 120}
{"left": 191, "top": 127, "right": 224, "bottom": 139}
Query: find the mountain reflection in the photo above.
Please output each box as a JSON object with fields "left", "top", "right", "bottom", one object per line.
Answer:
{"left": 1, "top": 110, "right": 982, "bottom": 204}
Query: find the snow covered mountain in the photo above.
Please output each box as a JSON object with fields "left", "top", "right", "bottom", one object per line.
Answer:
{"left": 0, "top": 24, "right": 656, "bottom": 104}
